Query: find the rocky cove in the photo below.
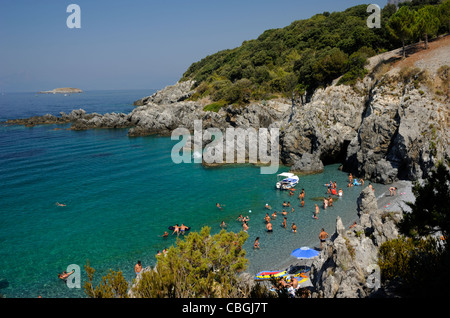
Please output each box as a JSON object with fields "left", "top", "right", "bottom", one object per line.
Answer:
{"left": 6, "top": 44, "right": 449, "bottom": 185}
{"left": 4, "top": 43, "right": 449, "bottom": 298}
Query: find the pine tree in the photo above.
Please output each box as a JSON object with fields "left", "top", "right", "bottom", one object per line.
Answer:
{"left": 387, "top": 6, "right": 416, "bottom": 58}
{"left": 415, "top": 5, "right": 440, "bottom": 49}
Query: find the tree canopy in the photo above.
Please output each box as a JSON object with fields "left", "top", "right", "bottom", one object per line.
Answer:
{"left": 181, "top": 2, "right": 448, "bottom": 109}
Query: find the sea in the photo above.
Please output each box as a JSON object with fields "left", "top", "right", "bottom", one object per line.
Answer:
{"left": 0, "top": 90, "right": 388, "bottom": 298}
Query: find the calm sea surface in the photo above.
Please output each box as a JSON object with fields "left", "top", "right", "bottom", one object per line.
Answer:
{"left": 0, "top": 90, "right": 387, "bottom": 298}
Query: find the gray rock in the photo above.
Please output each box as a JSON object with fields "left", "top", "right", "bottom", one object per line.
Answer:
{"left": 310, "top": 187, "right": 403, "bottom": 298}
{"left": 290, "top": 152, "right": 324, "bottom": 175}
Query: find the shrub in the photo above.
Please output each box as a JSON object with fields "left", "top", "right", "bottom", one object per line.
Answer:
{"left": 203, "top": 100, "right": 228, "bottom": 112}
{"left": 132, "top": 227, "right": 249, "bottom": 298}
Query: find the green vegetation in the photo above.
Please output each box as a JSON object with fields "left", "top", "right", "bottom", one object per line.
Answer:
{"left": 181, "top": 1, "right": 449, "bottom": 109}
{"left": 84, "top": 260, "right": 129, "bottom": 298}
{"left": 131, "top": 227, "right": 249, "bottom": 298}
{"left": 387, "top": 6, "right": 416, "bottom": 58}
{"left": 83, "top": 227, "right": 267, "bottom": 298}
{"left": 378, "top": 162, "right": 450, "bottom": 296}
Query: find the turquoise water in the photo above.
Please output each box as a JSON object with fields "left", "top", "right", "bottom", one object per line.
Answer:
{"left": 0, "top": 91, "right": 387, "bottom": 298}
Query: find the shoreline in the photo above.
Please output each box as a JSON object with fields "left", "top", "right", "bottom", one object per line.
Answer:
{"left": 247, "top": 179, "right": 415, "bottom": 278}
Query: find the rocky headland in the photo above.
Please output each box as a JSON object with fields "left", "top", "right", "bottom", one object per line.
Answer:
{"left": 5, "top": 37, "right": 449, "bottom": 185}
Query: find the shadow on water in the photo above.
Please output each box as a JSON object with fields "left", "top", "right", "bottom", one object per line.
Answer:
{"left": 0, "top": 279, "right": 10, "bottom": 290}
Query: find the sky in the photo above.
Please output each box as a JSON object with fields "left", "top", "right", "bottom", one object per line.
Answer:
{"left": 0, "top": 0, "right": 379, "bottom": 92}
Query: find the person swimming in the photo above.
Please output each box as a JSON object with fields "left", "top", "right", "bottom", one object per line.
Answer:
{"left": 254, "top": 237, "right": 260, "bottom": 249}
{"left": 172, "top": 224, "right": 180, "bottom": 236}
{"left": 180, "top": 223, "right": 189, "bottom": 235}
{"left": 56, "top": 202, "right": 66, "bottom": 207}
{"left": 58, "top": 269, "right": 75, "bottom": 280}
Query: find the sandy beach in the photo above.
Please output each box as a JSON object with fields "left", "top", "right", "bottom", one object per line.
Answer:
{"left": 376, "top": 180, "right": 415, "bottom": 214}
{"left": 263, "top": 179, "right": 416, "bottom": 276}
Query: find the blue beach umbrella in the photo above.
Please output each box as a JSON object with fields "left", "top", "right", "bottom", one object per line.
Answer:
{"left": 291, "top": 247, "right": 319, "bottom": 259}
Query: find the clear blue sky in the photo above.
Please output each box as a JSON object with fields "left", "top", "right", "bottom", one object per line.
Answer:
{"left": 0, "top": 0, "right": 378, "bottom": 92}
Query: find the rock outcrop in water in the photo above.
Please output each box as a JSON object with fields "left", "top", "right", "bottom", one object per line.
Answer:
{"left": 38, "top": 87, "right": 83, "bottom": 94}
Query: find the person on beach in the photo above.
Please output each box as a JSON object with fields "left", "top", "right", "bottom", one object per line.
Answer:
{"left": 315, "top": 204, "right": 319, "bottom": 215}
{"left": 264, "top": 213, "right": 271, "bottom": 223}
{"left": 288, "top": 277, "right": 299, "bottom": 297}
{"left": 323, "top": 197, "right": 328, "bottom": 209}
{"left": 328, "top": 196, "right": 333, "bottom": 207}
{"left": 319, "top": 228, "right": 329, "bottom": 250}
{"left": 349, "top": 221, "right": 357, "bottom": 229}
{"left": 274, "top": 278, "right": 289, "bottom": 291}
{"left": 135, "top": 261, "right": 142, "bottom": 276}
{"left": 282, "top": 217, "right": 287, "bottom": 228}
{"left": 254, "top": 237, "right": 260, "bottom": 249}
{"left": 291, "top": 223, "right": 297, "bottom": 233}
{"left": 266, "top": 221, "right": 273, "bottom": 232}
{"left": 338, "top": 188, "right": 343, "bottom": 197}
{"left": 389, "top": 187, "right": 398, "bottom": 196}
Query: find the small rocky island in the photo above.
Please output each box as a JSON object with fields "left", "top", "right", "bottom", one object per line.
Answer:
{"left": 38, "top": 87, "right": 83, "bottom": 94}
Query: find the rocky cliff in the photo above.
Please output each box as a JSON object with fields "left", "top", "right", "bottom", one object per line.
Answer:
{"left": 6, "top": 38, "right": 449, "bottom": 184}
{"left": 310, "top": 187, "right": 403, "bottom": 298}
